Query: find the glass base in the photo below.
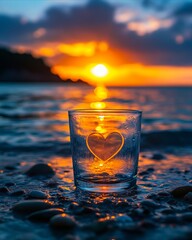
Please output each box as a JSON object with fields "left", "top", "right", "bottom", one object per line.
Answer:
{"left": 75, "top": 174, "right": 137, "bottom": 193}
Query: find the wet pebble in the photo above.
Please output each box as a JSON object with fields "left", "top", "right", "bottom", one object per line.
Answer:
{"left": 158, "top": 191, "right": 170, "bottom": 197}
{"left": 180, "top": 212, "right": 192, "bottom": 222}
{"left": 0, "top": 186, "right": 9, "bottom": 194}
{"left": 171, "top": 185, "right": 192, "bottom": 198}
{"left": 50, "top": 214, "right": 77, "bottom": 229}
{"left": 10, "top": 189, "right": 26, "bottom": 196}
{"left": 151, "top": 153, "right": 166, "bottom": 160}
{"left": 140, "top": 200, "right": 161, "bottom": 209}
{"left": 115, "top": 214, "right": 133, "bottom": 228}
{"left": 160, "top": 215, "right": 181, "bottom": 224}
{"left": 12, "top": 200, "right": 53, "bottom": 215}
{"left": 27, "top": 208, "right": 64, "bottom": 222}
{"left": 5, "top": 182, "right": 15, "bottom": 187}
{"left": 25, "top": 163, "right": 55, "bottom": 177}
{"left": 4, "top": 165, "right": 17, "bottom": 170}
{"left": 28, "top": 190, "right": 48, "bottom": 199}
{"left": 139, "top": 220, "right": 157, "bottom": 228}
{"left": 160, "top": 208, "right": 174, "bottom": 215}
{"left": 184, "top": 192, "right": 192, "bottom": 204}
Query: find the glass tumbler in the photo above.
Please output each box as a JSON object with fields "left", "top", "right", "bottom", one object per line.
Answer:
{"left": 68, "top": 109, "right": 142, "bottom": 193}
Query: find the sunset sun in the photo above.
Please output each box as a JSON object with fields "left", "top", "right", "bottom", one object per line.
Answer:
{"left": 91, "top": 64, "right": 108, "bottom": 78}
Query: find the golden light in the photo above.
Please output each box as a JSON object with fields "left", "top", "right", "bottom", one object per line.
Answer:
{"left": 91, "top": 64, "right": 109, "bottom": 78}
{"left": 90, "top": 102, "right": 106, "bottom": 109}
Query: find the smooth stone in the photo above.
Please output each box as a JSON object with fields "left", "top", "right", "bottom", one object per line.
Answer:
{"left": 140, "top": 200, "right": 161, "bottom": 209}
{"left": 180, "top": 213, "right": 192, "bottom": 222}
{"left": 115, "top": 214, "right": 133, "bottom": 228}
{"left": 90, "top": 220, "right": 114, "bottom": 233}
{"left": 139, "top": 220, "right": 157, "bottom": 228}
{"left": 27, "top": 208, "right": 64, "bottom": 222}
{"left": 0, "top": 187, "right": 9, "bottom": 194}
{"left": 10, "top": 189, "right": 26, "bottom": 196}
{"left": 50, "top": 214, "right": 77, "bottom": 229}
{"left": 25, "top": 164, "right": 55, "bottom": 177}
{"left": 160, "top": 215, "right": 181, "bottom": 224}
{"left": 184, "top": 192, "right": 192, "bottom": 203}
{"left": 160, "top": 208, "right": 174, "bottom": 215}
{"left": 171, "top": 186, "right": 192, "bottom": 198}
{"left": 4, "top": 165, "right": 17, "bottom": 170}
{"left": 28, "top": 190, "right": 48, "bottom": 199}
{"left": 158, "top": 191, "right": 170, "bottom": 197}
{"left": 12, "top": 200, "right": 53, "bottom": 215}
{"left": 151, "top": 153, "right": 165, "bottom": 160}
{"left": 5, "top": 182, "right": 15, "bottom": 187}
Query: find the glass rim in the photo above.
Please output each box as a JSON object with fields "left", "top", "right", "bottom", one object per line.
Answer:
{"left": 68, "top": 108, "right": 142, "bottom": 114}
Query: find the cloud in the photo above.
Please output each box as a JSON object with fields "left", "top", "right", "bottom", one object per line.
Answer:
{"left": 0, "top": 0, "right": 192, "bottom": 66}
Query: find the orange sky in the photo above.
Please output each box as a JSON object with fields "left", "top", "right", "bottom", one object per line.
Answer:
{"left": 2, "top": 0, "right": 192, "bottom": 86}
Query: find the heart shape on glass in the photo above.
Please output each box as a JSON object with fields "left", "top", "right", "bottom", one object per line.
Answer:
{"left": 86, "top": 132, "right": 124, "bottom": 161}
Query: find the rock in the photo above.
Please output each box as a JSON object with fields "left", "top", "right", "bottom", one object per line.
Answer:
{"left": 0, "top": 187, "right": 9, "bottom": 194}
{"left": 115, "top": 214, "right": 133, "bottom": 228}
{"left": 10, "top": 189, "right": 26, "bottom": 196}
{"left": 171, "top": 186, "right": 192, "bottom": 198}
{"left": 158, "top": 191, "right": 170, "bottom": 197}
{"left": 180, "top": 213, "right": 192, "bottom": 222}
{"left": 46, "top": 180, "right": 58, "bottom": 187}
{"left": 25, "top": 164, "right": 55, "bottom": 177}
{"left": 160, "top": 215, "right": 181, "bottom": 224}
{"left": 160, "top": 208, "right": 174, "bottom": 215}
{"left": 184, "top": 192, "right": 192, "bottom": 204}
{"left": 151, "top": 153, "right": 165, "bottom": 160}
{"left": 139, "top": 220, "right": 157, "bottom": 228}
{"left": 12, "top": 200, "right": 53, "bottom": 215}
{"left": 4, "top": 165, "right": 17, "bottom": 170}
{"left": 5, "top": 182, "right": 15, "bottom": 187}
{"left": 140, "top": 200, "right": 161, "bottom": 209}
{"left": 50, "top": 214, "right": 77, "bottom": 229}
{"left": 27, "top": 208, "right": 64, "bottom": 222}
{"left": 28, "top": 190, "right": 48, "bottom": 199}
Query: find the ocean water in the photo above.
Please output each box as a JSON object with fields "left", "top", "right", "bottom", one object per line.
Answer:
{"left": 0, "top": 84, "right": 192, "bottom": 157}
{"left": 0, "top": 84, "right": 192, "bottom": 240}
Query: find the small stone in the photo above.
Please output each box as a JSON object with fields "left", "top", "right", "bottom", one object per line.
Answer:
{"left": 151, "top": 153, "right": 165, "bottom": 160}
{"left": 46, "top": 180, "right": 58, "bottom": 187}
{"left": 180, "top": 213, "right": 192, "bottom": 222}
{"left": 28, "top": 190, "right": 48, "bottom": 199}
{"left": 139, "top": 220, "right": 157, "bottom": 228}
{"left": 12, "top": 200, "right": 53, "bottom": 215}
{"left": 184, "top": 192, "right": 192, "bottom": 204}
{"left": 0, "top": 187, "right": 9, "bottom": 194}
{"left": 27, "top": 208, "right": 64, "bottom": 222}
{"left": 160, "top": 215, "right": 181, "bottom": 224}
{"left": 171, "top": 186, "right": 192, "bottom": 198}
{"left": 158, "top": 191, "right": 170, "bottom": 197}
{"left": 25, "top": 164, "right": 55, "bottom": 177}
{"left": 4, "top": 165, "right": 17, "bottom": 170}
{"left": 115, "top": 214, "right": 133, "bottom": 228}
{"left": 160, "top": 208, "right": 174, "bottom": 215}
{"left": 5, "top": 182, "right": 15, "bottom": 187}
{"left": 140, "top": 200, "right": 161, "bottom": 209}
{"left": 10, "top": 189, "right": 26, "bottom": 196}
{"left": 50, "top": 214, "right": 77, "bottom": 229}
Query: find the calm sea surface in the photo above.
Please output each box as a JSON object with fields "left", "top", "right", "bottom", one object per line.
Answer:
{"left": 0, "top": 84, "right": 192, "bottom": 154}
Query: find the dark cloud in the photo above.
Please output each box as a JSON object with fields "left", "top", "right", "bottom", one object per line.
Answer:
{"left": 0, "top": 0, "right": 191, "bottom": 66}
{"left": 173, "top": 2, "right": 192, "bottom": 16}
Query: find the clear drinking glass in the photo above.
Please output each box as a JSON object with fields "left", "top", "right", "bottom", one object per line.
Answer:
{"left": 68, "top": 109, "right": 142, "bottom": 193}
